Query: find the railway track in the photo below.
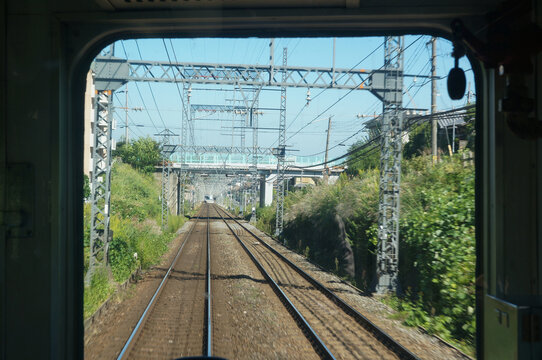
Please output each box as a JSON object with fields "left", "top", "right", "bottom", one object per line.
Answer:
{"left": 214, "top": 204, "right": 420, "bottom": 360}
{"left": 116, "top": 206, "right": 214, "bottom": 360}
{"left": 113, "top": 203, "right": 420, "bottom": 359}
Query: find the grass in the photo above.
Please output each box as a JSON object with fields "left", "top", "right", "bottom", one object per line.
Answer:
{"left": 83, "top": 162, "right": 187, "bottom": 319}
{"left": 83, "top": 268, "right": 114, "bottom": 319}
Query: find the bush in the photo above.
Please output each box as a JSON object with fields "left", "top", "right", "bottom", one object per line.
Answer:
{"left": 84, "top": 162, "right": 186, "bottom": 319}
{"left": 255, "top": 153, "right": 475, "bottom": 349}
{"left": 113, "top": 137, "right": 161, "bottom": 174}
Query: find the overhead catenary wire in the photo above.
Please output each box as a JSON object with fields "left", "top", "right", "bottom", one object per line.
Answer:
{"left": 134, "top": 39, "right": 167, "bottom": 129}
{"left": 274, "top": 40, "right": 387, "bottom": 147}
{"left": 120, "top": 40, "right": 160, "bottom": 133}
{"left": 113, "top": 92, "right": 147, "bottom": 138}
{"left": 289, "top": 104, "right": 474, "bottom": 169}
{"left": 284, "top": 35, "right": 425, "bottom": 145}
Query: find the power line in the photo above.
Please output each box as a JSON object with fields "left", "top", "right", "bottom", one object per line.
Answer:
{"left": 134, "top": 39, "right": 167, "bottom": 129}
{"left": 284, "top": 35, "right": 424, "bottom": 144}
{"left": 120, "top": 40, "right": 160, "bottom": 133}
{"left": 276, "top": 40, "right": 386, "bottom": 146}
{"left": 113, "top": 92, "right": 147, "bottom": 138}
{"left": 291, "top": 104, "right": 474, "bottom": 169}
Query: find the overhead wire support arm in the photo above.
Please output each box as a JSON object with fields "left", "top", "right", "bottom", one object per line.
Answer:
{"left": 93, "top": 56, "right": 393, "bottom": 91}
{"left": 163, "top": 144, "right": 275, "bottom": 156}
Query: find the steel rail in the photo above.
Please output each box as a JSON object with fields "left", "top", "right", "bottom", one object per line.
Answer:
{"left": 213, "top": 204, "right": 336, "bottom": 360}
{"left": 204, "top": 205, "right": 212, "bottom": 357}
{"left": 116, "top": 207, "right": 204, "bottom": 360}
{"left": 216, "top": 205, "right": 421, "bottom": 360}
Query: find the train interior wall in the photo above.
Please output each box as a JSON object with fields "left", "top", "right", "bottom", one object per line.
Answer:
{"left": 1, "top": 0, "right": 541, "bottom": 358}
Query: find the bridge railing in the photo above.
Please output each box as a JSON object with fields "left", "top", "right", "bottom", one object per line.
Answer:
{"left": 169, "top": 152, "right": 329, "bottom": 167}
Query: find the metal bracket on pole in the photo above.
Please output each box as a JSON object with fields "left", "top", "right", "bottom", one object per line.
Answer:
{"left": 376, "top": 36, "right": 404, "bottom": 294}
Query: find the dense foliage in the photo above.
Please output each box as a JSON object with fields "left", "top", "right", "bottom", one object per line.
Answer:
{"left": 344, "top": 140, "right": 380, "bottom": 176}
{"left": 83, "top": 162, "right": 185, "bottom": 318}
{"left": 257, "top": 154, "right": 475, "bottom": 351}
{"left": 113, "top": 136, "right": 161, "bottom": 174}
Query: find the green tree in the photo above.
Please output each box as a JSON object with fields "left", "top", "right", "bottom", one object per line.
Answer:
{"left": 345, "top": 139, "right": 380, "bottom": 176}
{"left": 113, "top": 137, "right": 161, "bottom": 174}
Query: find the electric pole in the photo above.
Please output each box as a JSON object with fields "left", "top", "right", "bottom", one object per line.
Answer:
{"left": 324, "top": 115, "right": 332, "bottom": 184}
{"left": 431, "top": 37, "right": 438, "bottom": 164}
{"left": 124, "top": 85, "right": 128, "bottom": 142}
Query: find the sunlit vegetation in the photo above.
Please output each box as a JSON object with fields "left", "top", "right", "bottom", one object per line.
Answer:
{"left": 113, "top": 136, "right": 161, "bottom": 174}
{"left": 256, "top": 149, "right": 475, "bottom": 352}
{"left": 83, "top": 162, "right": 185, "bottom": 319}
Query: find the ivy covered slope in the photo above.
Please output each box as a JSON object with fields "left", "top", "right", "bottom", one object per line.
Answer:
{"left": 260, "top": 154, "right": 475, "bottom": 351}
{"left": 83, "top": 159, "right": 185, "bottom": 319}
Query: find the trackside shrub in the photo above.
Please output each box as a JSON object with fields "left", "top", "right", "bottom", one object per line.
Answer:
{"left": 84, "top": 162, "right": 186, "bottom": 318}
{"left": 254, "top": 153, "right": 475, "bottom": 352}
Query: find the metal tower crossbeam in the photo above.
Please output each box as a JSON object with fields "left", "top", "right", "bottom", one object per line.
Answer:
{"left": 376, "top": 36, "right": 404, "bottom": 294}
{"left": 163, "top": 144, "right": 274, "bottom": 156}
{"left": 191, "top": 104, "right": 250, "bottom": 114}
{"left": 93, "top": 56, "right": 401, "bottom": 92}
{"left": 86, "top": 89, "right": 113, "bottom": 285}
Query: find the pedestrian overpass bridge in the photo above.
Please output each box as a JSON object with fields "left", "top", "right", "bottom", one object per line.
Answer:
{"left": 169, "top": 152, "right": 344, "bottom": 178}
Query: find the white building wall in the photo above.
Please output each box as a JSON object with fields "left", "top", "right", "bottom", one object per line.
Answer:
{"left": 83, "top": 70, "right": 95, "bottom": 177}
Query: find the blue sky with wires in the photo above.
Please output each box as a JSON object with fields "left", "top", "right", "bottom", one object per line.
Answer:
{"left": 103, "top": 36, "right": 474, "bottom": 161}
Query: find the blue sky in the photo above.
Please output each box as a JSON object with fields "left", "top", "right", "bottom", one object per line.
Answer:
{"left": 103, "top": 36, "right": 474, "bottom": 161}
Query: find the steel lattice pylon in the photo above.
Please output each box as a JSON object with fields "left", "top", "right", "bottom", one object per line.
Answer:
{"left": 275, "top": 48, "right": 287, "bottom": 237}
{"left": 157, "top": 129, "right": 178, "bottom": 230}
{"left": 161, "top": 155, "right": 170, "bottom": 229}
{"left": 179, "top": 83, "right": 191, "bottom": 216}
{"left": 376, "top": 36, "right": 404, "bottom": 294}
{"left": 236, "top": 85, "right": 262, "bottom": 222}
{"left": 86, "top": 89, "right": 114, "bottom": 285}
{"left": 250, "top": 92, "right": 260, "bottom": 223}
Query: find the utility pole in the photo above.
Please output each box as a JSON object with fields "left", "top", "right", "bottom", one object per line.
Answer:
{"left": 323, "top": 115, "right": 332, "bottom": 184}
{"left": 115, "top": 87, "right": 142, "bottom": 144}
{"left": 332, "top": 38, "right": 336, "bottom": 87}
{"left": 124, "top": 85, "right": 128, "bottom": 142}
{"left": 431, "top": 37, "right": 438, "bottom": 164}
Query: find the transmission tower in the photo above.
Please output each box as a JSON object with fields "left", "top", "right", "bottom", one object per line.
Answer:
{"left": 179, "top": 82, "right": 191, "bottom": 216}
{"left": 250, "top": 91, "right": 261, "bottom": 223}
{"left": 157, "top": 129, "right": 178, "bottom": 230}
{"left": 376, "top": 36, "right": 405, "bottom": 293}
{"left": 275, "top": 47, "right": 287, "bottom": 236}
{"left": 86, "top": 88, "right": 114, "bottom": 285}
